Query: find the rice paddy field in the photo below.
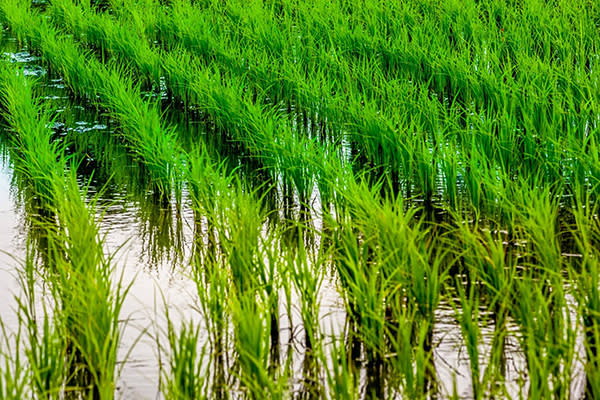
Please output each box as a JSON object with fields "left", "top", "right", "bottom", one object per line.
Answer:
{"left": 0, "top": 0, "right": 599, "bottom": 398}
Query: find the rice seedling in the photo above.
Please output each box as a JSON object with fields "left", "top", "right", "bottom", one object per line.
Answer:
{"left": 161, "top": 314, "right": 208, "bottom": 400}
{"left": 386, "top": 304, "right": 433, "bottom": 400}
{"left": 0, "top": 322, "right": 27, "bottom": 400}
{"left": 504, "top": 186, "right": 576, "bottom": 398}
{"left": 190, "top": 258, "right": 229, "bottom": 397}
{"left": 321, "top": 333, "right": 358, "bottom": 400}
{"left": 230, "top": 292, "right": 285, "bottom": 399}
{"left": 187, "top": 148, "right": 233, "bottom": 349}
{"left": 329, "top": 177, "right": 454, "bottom": 398}
{"left": 571, "top": 193, "right": 600, "bottom": 399}
{"left": 185, "top": 145, "right": 293, "bottom": 397}
{"left": 14, "top": 246, "right": 68, "bottom": 400}
{"left": 451, "top": 214, "right": 518, "bottom": 397}
{"left": 287, "top": 236, "right": 325, "bottom": 353}
{"left": 52, "top": 175, "right": 133, "bottom": 399}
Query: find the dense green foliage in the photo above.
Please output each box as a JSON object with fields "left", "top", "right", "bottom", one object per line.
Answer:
{"left": 0, "top": 0, "right": 599, "bottom": 398}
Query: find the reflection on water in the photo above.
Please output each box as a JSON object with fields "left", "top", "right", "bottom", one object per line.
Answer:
{"left": 0, "top": 155, "right": 24, "bottom": 332}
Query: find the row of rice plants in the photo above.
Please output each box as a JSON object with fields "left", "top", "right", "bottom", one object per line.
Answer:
{"left": 0, "top": 0, "right": 184, "bottom": 201}
{"left": 0, "top": 57, "right": 128, "bottom": 399}
{"left": 48, "top": 0, "right": 463, "bottom": 211}
{"left": 223, "top": 0, "right": 598, "bottom": 122}
{"left": 272, "top": 0, "right": 600, "bottom": 190}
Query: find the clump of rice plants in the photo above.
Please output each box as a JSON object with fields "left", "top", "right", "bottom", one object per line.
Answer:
{"left": 0, "top": 322, "right": 27, "bottom": 399}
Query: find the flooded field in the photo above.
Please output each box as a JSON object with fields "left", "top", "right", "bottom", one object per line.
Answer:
{"left": 0, "top": 0, "right": 599, "bottom": 399}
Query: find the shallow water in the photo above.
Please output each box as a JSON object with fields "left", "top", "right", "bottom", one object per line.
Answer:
{"left": 0, "top": 160, "right": 25, "bottom": 332}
